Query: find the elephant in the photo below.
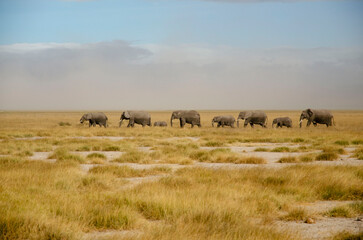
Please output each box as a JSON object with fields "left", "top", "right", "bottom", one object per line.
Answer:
{"left": 154, "top": 121, "right": 167, "bottom": 127}
{"left": 299, "top": 109, "right": 335, "bottom": 128}
{"left": 237, "top": 111, "right": 267, "bottom": 128}
{"left": 119, "top": 111, "right": 151, "bottom": 127}
{"left": 170, "top": 110, "right": 201, "bottom": 128}
{"left": 80, "top": 112, "right": 108, "bottom": 128}
{"left": 212, "top": 115, "right": 235, "bottom": 128}
{"left": 272, "top": 117, "right": 292, "bottom": 128}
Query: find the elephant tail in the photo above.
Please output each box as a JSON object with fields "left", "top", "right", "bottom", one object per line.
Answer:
{"left": 332, "top": 116, "right": 336, "bottom": 126}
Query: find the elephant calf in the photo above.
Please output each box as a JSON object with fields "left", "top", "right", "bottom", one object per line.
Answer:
{"left": 119, "top": 111, "right": 151, "bottom": 127}
{"left": 80, "top": 112, "right": 108, "bottom": 128}
{"left": 212, "top": 115, "right": 235, "bottom": 128}
{"left": 154, "top": 121, "right": 167, "bottom": 127}
{"left": 272, "top": 117, "right": 292, "bottom": 128}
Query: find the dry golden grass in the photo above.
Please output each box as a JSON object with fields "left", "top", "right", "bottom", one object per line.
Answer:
{"left": 0, "top": 111, "right": 363, "bottom": 240}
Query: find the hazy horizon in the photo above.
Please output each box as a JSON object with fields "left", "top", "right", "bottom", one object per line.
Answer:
{"left": 1, "top": 0, "right": 362, "bottom": 111}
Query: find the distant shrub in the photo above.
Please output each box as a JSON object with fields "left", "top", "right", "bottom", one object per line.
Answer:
{"left": 278, "top": 156, "right": 297, "bottom": 163}
{"left": 254, "top": 147, "right": 269, "bottom": 152}
{"left": 320, "top": 152, "right": 337, "bottom": 161}
{"left": 58, "top": 122, "right": 71, "bottom": 126}
{"left": 76, "top": 145, "right": 91, "bottom": 151}
{"left": 102, "top": 146, "right": 120, "bottom": 151}
{"left": 234, "top": 157, "right": 266, "bottom": 164}
{"left": 352, "top": 140, "right": 363, "bottom": 145}
{"left": 87, "top": 153, "right": 106, "bottom": 159}
{"left": 335, "top": 140, "right": 349, "bottom": 146}
{"left": 326, "top": 207, "right": 352, "bottom": 218}
{"left": 271, "top": 147, "right": 290, "bottom": 152}
{"left": 204, "top": 141, "right": 224, "bottom": 147}
{"left": 292, "top": 138, "right": 305, "bottom": 143}
{"left": 315, "top": 152, "right": 339, "bottom": 161}
{"left": 299, "top": 154, "right": 315, "bottom": 162}
{"left": 280, "top": 208, "right": 307, "bottom": 221}
{"left": 352, "top": 148, "right": 363, "bottom": 160}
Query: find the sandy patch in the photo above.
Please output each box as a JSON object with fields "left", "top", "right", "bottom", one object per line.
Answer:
{"left": 28, "top": 152, "right": 56, "bottom": 163}
{"left": 164, "top": 137, "right": 200, "bottom": 141}
{"left": 13, "top": 137, "right": 48, "bottom": 141}
{"left": 138, "top": 147, "right": 154, "bottom": 153}
{"left": 275, "top": 217, "right": 362, "bottom": 240}
{"left": 82, "top": 230, "right": 141, "bottom": 240}
{"left": 80, "top": 164, "right": 102, "bottom": 172}
{"left": 297, "top": 200, "right": 358, "bottom": 214}
{"left": 67, "top": 136, "right": 133, "bottom": 141}
{"left": 114, "top": 162, "right": 185, "bottom": 171}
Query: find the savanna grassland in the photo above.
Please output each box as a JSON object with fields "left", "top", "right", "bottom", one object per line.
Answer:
{"left": 0, "top": 111, "right": 362, "bottom": 240}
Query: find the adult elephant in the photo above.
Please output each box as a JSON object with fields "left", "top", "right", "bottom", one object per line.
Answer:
{"left": 299, "top": 109, "right": 335, "bottom": 128}
{"left": 272, "top": 117, "right": 292, "bottom": 128}
{"left": 154, "top": 121, "right": 167, "bottom": 127}
{"left": 212, "top": 115, "right": 235, "bottom": 128}
{"left": 80, "top": 112, "right": 108, "bottom": 128}
{"left": 237, "top": 111, "right": 267, "bottom": 128}
{"left": 119, "top": 111, "right": 151, "bottom": 127}
{"left": 170, "top": 110, "right": 201, "bottom": 128}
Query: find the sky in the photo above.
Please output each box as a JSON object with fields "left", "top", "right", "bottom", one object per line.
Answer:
{"left": 0, "top": 0, "right": 362, "bottom": 110}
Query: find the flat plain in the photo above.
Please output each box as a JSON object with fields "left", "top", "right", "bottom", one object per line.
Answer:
{"left": 0, "top": 111, "right": 362, "bottom": 240}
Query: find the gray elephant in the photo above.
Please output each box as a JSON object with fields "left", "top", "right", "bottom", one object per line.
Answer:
{"left": 119, "top": 111, "right": 151, "bottom": 127}
{"left": 170, "top": 110, "right": 201, "bottom": 128}
{"left": 272, "top": 117, "right": 292, "bottom": 128}
{"left": 212, "top": 115, "right": 235, "bottom": 128}
{"left": 80, "top": 112, "right": 108, "bottom": 128}
{"left": 299, "top": 109, "right": 335, "bottom": 128}
{"left": 154, "top": 121, "right": 167, "bottom": 127}
{"left": 237, "top": 111, "right": 267, "bottom": 128}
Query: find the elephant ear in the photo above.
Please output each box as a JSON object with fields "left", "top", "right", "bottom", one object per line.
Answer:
{"left": 124, "top": 111, "right": 131, "bottom": 119}
{"left": 307, "top": 109, "right": 313, "bottom": 117}
{"left": 85, "top": 113, "right": 92, "bottom": 120}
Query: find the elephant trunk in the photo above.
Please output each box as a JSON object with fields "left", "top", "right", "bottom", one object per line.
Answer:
{"left": 170, "top": 117, "right": 174, "bottom": 127}
{"left": 119, "top": 119, "right": 123, "bottom": 127}
{"left": 212, "top": 120, "right": 214, "bottom": 127}
{"left": 237, "top": 119, "right": 240, "bottom": 128}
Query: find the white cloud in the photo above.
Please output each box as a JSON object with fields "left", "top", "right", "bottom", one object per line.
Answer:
{"left": 0, "top": 40, "right": 362, "bottom": 110}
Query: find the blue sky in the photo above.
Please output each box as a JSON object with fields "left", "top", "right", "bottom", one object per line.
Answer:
{"left": 1, "top": 0, "right": 362, "bottom": 47}
{"left": 0, "top": 0, "right": 363, "bottom": 110}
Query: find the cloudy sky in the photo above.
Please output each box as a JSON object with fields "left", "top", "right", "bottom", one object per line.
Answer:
{"left": 0, "top": 0, "right": 362, "bottom": 110}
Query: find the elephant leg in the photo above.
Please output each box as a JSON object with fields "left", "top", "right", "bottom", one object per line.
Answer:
{"left": 244, "top": 120, "right": 249, "bottom": 128}
{"left": 180, "top": 119, "right": 186, "bottom": 128}
{"left": 217, "top": 122, "right": 221, "bottom": 128}
{"left": 89, "top": 122, "right": 92, "bottom": 127}
{"left": 307, "top": 120, "right": 312, "bottom": 127}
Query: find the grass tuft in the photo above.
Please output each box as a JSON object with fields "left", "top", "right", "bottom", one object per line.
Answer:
{"left": 315, "top": 152, "right": 339, "bottom": 161}
{"left": 271, "top": 147, "right": 290, "bottom": 152}
{"left": 278, "top": 156, "right": 298, "bottom": 163}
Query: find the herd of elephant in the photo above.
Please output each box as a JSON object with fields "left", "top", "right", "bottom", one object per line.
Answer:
{"left": 79, "top": 109, "right": 335, "bottom": 129}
